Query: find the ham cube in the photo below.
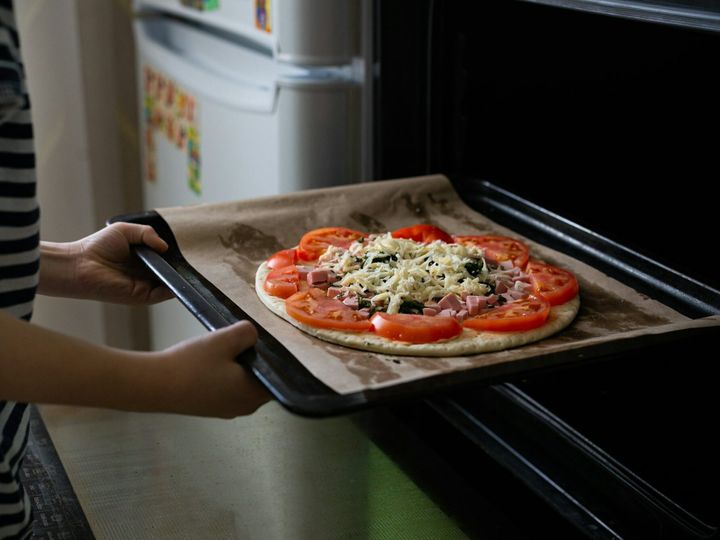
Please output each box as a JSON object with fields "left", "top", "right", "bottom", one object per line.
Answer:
{"left": 508, "top": 288, "right": 528, "bottom": 300}
{"left": 439, "top": 293, "right": 463, "bottom": 311}
{"left": 465, "top": 295, "right": 487, "bottom": 316}
{"left": 307, "top": 268, "right": 329, "bottom": 286}
{"left": 297, "top": 266, "right": 311, "bottom": 281}
{"left": 342, "top": 296, "right": 359, "bottom": 309}
{"left": 513, "top": 279, "right": 533, "bottom": 290}
{"left": 327, "top": 287, "right": 343, "bottom": 298}
{"left": 423, "top": 307, "right": 438, "bottom": 316}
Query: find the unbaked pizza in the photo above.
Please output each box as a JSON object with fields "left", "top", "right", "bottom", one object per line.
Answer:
{"left": 255, "top": 224, "right": 580, "bottom": 356}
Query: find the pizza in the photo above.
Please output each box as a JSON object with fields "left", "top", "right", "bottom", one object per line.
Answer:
{"left": 255, "top": 224, "right": 580, "bottom": 356}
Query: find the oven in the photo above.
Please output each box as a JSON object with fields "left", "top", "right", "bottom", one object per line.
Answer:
{"left": 369, "top": 1, "right": 720, "bottom": 538}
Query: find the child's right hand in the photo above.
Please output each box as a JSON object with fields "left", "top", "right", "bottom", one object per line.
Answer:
{"left": 1, "top": 309, "right": 270, "bottom": 417}
{"left": 155, "top": 321, "right": 271, "bottom": 418}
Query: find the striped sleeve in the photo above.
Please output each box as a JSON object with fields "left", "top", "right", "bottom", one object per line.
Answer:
{"left": 1, "top": 1, "right": 37, "bottom": 538}
{"left": 0, "top": 3, "right": 36, "bottom": 323}
{"left": 0, "top": 94, "right": 37, "bottom": 323}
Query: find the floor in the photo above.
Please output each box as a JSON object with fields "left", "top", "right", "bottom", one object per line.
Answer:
{"left": 31, "top": 402, "right": 468, "bottom": 540}
{"left": 20, "top": 407, "right": 94, "bottom": 539}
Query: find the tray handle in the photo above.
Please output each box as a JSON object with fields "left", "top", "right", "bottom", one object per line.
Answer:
{"left": 134, "top": 245, "right": 257, "bottom": 366}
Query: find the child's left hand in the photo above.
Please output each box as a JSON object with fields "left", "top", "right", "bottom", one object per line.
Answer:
{"left": 40, "top": 223, "right": 175, "bottom": 304}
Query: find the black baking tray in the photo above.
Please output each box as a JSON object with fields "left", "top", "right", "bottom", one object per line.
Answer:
{"left": 108, "top": 179, "right": 720, "bottom": 418}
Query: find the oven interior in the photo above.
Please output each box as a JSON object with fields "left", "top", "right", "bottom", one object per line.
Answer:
{"left": 372, "top": 1, "right": 719, "bottom": 537}
{"left": 375, "top": 0, "right": 719, "bottom": 290}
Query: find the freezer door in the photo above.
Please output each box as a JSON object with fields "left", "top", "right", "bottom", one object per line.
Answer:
{"left": 135, "top": 0, "right": 361, "bottom": 66}
{"left": 275, "top": 0, "right": 360, "bottom": 65}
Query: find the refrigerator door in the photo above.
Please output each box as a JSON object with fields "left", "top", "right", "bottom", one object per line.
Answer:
{"left": 135, "top": 0, "right": 360, "bottom": 66}
{"left": 136, "top": 15, "right": 360, "bottom": 209}
{"left": 135, "top": 15, "right": 361, "bottom": 348}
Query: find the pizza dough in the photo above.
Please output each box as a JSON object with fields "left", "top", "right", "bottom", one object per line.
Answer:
{"left": 255, "top": 261, "right": 580, "bottom": 357}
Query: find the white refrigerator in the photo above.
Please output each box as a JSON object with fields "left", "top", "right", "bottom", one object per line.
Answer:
{"left": 133, "top": 0, "right": 371, "bottom": 349}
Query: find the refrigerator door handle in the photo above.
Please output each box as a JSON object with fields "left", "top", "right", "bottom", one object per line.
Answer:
{"left": 135, "top": 18, "right": 277, "bottom": 113}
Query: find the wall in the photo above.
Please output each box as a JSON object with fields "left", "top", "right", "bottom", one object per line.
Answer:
{"left": 15, "top": 0, "right": 148, "bottom": 349}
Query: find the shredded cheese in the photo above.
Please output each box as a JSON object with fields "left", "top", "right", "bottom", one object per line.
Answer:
{"left": 318, "top": 233, "right": 491, "bottom": 314}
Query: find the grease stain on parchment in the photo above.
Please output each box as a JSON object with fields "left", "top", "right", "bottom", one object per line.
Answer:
{"left": 426, "top": 191, "right": 496, "bottom": 232}
{"left": 399, "top": 190, "right": 497, "bottom": 234}
{"left": 399, "top": 193, "right": 430, "bottom": 220}
{"left": 548, "top": 325, "right": 596, "bottom": 342}
{"left": 350, "top": 212, "right": 387, "bottom": 233}
{"left": 426, "top": 192, "right": 453, "bottom": 214}
{"left": 567, "top": 280, "right": 674, "bottom": 338}
{"left": 313, "top": 341, "right": 403, "bottom": 386}
{"left": 307, "top": 335, "right": 459, "bottom": 386}
{"left": 218, "top": 223, "right": 283, "bottom": 285}
{"left": 405, "top": 356, "right": 452, "bottom": 371}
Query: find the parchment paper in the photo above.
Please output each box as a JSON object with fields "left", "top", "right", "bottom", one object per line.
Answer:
{"left": 156, "top": 175, "right": 720, "bottom": 394}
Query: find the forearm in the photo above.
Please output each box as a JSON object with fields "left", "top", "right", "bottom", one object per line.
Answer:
{"left": 0, "top": 311, "right": 269, "bottom": 417}
{"left": 37, "top": 240, "right": 82, "bottom": 297}
{"left": 0, "top": 310, "right": 167, "bottom": 412}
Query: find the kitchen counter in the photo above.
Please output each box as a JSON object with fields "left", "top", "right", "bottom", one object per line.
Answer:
{"left": 38, "top": 402, "right": 469, "bottom": 539}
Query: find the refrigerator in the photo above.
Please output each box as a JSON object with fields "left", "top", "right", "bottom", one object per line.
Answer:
{"left": 133, "top": 0, "right": 370, "bottom": 349}
{"left": 126, "top": 7, "right": 469, "bottom": 538}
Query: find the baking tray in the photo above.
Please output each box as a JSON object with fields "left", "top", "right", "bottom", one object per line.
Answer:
{"left": 109, "top": 179, "right": 720, "bottom": 418}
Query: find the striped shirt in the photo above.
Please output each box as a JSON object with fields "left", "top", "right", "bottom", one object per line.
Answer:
{"left": 0, "top": 1, "right": 37, "bottom": 538}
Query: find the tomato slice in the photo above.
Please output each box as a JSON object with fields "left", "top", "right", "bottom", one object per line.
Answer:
{"left": 392, "top": 224, "right": 453, "bottom": 244}
{"left": 525, "top": 260, "right": 579, "bottom": 306}
{"left": 266, "top": 248, "right": 298, "bottom": 269}
{"left": 285, "top": 288, "right": 373, "bottom": 331}
{"left": 463, "top": 295, "right": 550, "bottom": 332}
{"left": 264, "top": 265, "right": 301, "bottom": 299}
{"left": 371, "top": 312, "right": 462, "bottom": 343}
{"left": 297, "top": 227, "right": 366, "bottom": 261}
{"left": 453, "top": 235, "right": 530, "bottom": 268}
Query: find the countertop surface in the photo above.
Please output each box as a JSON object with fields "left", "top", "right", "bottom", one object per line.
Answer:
{"left": 39, "top": 401, "right": 469, "bottom": 540}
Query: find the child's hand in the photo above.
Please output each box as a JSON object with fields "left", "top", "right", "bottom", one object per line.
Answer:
{"left": 40, "top": 222, "right": 174, "bottom": 304}
{"left": 1, "top": 311, "right": 270, "bottom": 418}
{"left": 75, "top": 222, "right": 174, "bottom": 304}
{"left": 155, "top": 321, "right": 271, "bottom": 418}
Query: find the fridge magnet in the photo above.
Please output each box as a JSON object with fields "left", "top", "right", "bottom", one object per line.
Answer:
{"left": 188, "top": 128, "right": 201, "bottom": 195}
{"left": 255, "top": 0, "right": 272, "bottom": 33}
{"left": 180, "top": 0, "right": 220, "bottom": 12}
{"left": 143, "top": 126, "right": 156, "bottom": 182}
{"left": 143, "top": 65, "right": 202, "bottom": 195}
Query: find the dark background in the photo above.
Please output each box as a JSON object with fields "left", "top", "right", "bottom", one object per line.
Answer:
{"left": 371, "top": 3, "right": 719, "bottom": 535}
{"left": 374, "top": 0, "right": 718, "bottom": 290}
